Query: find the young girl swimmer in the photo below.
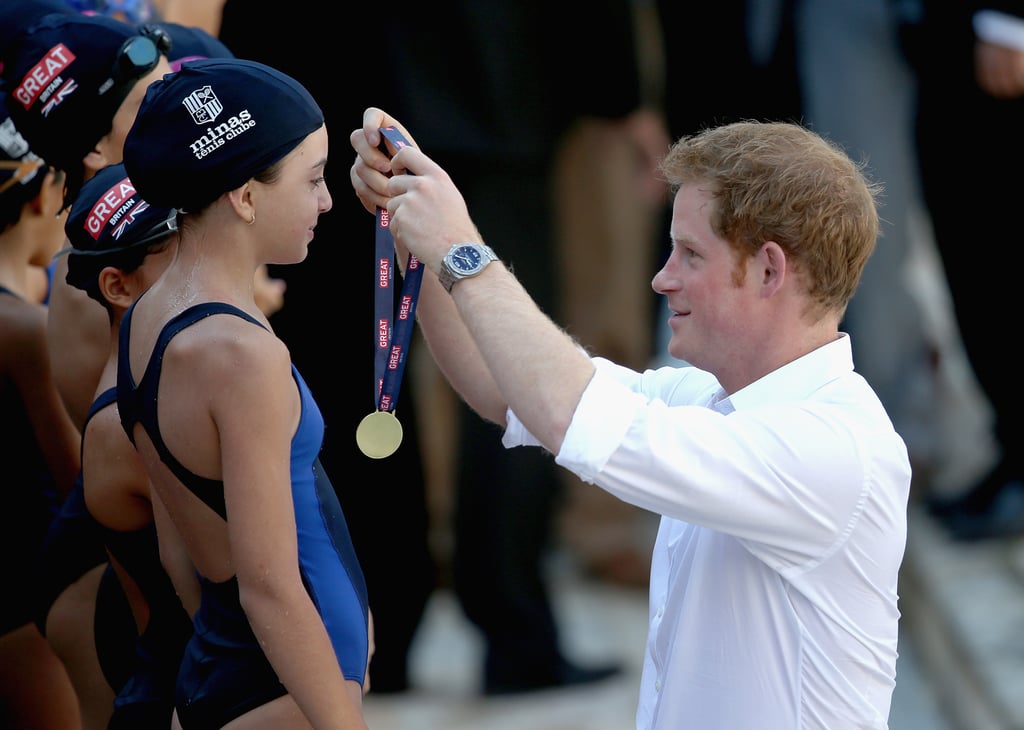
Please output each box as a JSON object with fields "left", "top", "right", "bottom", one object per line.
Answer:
{"left": 120, "top": 58, "right": 372, "bottom": 729}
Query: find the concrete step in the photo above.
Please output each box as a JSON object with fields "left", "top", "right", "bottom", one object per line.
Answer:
{"left": 899, "top": 505, "right": 1024, "bottom": 730}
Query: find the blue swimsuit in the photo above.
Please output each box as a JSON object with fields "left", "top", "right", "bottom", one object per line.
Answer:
{"left": 117, "top": 301, "right": 369, "bottom": 729}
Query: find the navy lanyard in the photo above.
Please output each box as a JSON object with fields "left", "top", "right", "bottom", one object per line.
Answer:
{"left": 357, "top": 126, "right": 422, "bottom": 459}
{"left": 373, "top": 125, "right": 423, "bottom": 413}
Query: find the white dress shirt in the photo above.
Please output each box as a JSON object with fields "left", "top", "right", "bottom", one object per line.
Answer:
{"left": 504, "top": 334, "right": 911, "bottom": 729}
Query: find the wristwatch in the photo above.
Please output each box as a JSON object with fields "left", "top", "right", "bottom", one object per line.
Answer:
{"left": 438, "top": 242, "right": 498, "bottom": 293}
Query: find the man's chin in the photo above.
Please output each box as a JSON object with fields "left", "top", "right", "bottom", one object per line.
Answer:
{"left": 666, "top": 342, "right": 692, "bottom": 365}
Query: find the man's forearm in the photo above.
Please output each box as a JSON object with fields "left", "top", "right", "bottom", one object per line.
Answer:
{"left": 447, "top": 261, "right": 595, "bottom": 454}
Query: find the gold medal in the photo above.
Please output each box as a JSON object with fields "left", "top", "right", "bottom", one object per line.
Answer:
{"left": 356, "top": 410, "right": 404, "bottom": 459}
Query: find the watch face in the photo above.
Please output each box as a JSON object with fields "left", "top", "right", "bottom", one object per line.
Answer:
{"left": 449, "top": 245, "right": 485, "bottom": 273}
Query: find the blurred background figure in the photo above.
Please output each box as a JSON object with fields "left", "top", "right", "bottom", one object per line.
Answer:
{"left": 792, "top": 0, "right": 999, "bottom": 509}
{"left": 368, "top": 0, "right": 671, "bottom": 694}
{"left": 903, "top": 1, "right": 1024, "bottom": 541}
{"left": 653, "top": 0, "right": 998, "bottom": 518}
{"left": 551, "top": 0, "right": 669, "bottom": 589}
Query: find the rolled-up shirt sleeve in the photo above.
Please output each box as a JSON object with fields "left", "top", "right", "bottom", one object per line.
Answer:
{"left": 501, "top": 356, "right": 645, "bottom": 468}
{"left": 554, "top": 366, "right": 646, "bottom": 484}
{"left": 501, "top": 345, "right": 904, "bottom": 565}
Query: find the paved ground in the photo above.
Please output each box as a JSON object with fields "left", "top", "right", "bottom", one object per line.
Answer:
{"left": 899, "top": 505, "right": 1024, "bottom": 730}
{"left": 363, "top": 573, "right": 647, "bottom": 730}
{"left": 363, "top": 504, "right": 1024, "bottom": 729}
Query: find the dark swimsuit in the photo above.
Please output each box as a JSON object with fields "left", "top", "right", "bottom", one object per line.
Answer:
{"left": 32, "top": 473, "right": 137, "bottom": 692}
{"left": 0, "top": 285, "right": 64, "bottom": 634}
{"left": 18, "top": 304, "right": 136, "bottom": 691}
{"left": 3, "top": 287, "right": 135, "bottom": 692}
{"left": 117, "top": 301, "right": 369, "bottom": 729}
{"left": 82, "top": 388, "right": 194, "bottom": 729}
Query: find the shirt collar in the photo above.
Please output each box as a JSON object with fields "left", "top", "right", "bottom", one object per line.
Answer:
{"left": 716, "top": 333, "right": 853, "bottom": 413}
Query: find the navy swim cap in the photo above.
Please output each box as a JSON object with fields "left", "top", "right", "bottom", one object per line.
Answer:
{"left": 123, "top": 58, "right": 323, "bottom": 213}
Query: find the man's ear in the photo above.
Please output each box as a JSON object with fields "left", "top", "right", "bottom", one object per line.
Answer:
{"left": 757, "top": 240, "right": 787, "bottom": 298}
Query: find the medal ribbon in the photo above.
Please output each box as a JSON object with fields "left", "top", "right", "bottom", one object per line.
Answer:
{"left": 373, "top": 126, "right": 422, "bottom": 414}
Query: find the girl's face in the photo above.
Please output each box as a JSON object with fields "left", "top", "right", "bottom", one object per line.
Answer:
{"left": 32, "top": 168, "right": 70, "bottom": 268}
{"left": 251, "top": 125, "right": 332, "bottom": 265}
